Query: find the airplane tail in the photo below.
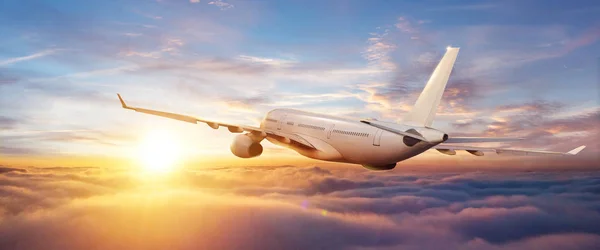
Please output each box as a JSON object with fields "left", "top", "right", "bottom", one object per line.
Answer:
{"left": 403, "top": 47, "right": 460, "bottom": 127}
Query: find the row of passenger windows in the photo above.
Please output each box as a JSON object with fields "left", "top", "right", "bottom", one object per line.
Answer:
{"left": 298, "top": 123, "right": 325, "bottom": 130}
{"left": 332, "top": 129, "right": 369, "bottom": 137}
{"left": 267, "top": 118, "right": 366, "bottom": 138}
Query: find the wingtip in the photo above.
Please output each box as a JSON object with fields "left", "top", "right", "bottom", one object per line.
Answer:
{"left": 567, "top": 145, "right": 586, "bottom": 155}
{"left": 117, "top": 93, "right": 127, "bottom": 108}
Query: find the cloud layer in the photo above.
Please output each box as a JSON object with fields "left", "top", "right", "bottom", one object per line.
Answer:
{"left": 0, "top": 165, "right": 599, "bottom": 250}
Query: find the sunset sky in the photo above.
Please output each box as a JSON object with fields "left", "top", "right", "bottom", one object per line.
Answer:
{"left": 1, "top": 0, "right": 599, "bottom": 168}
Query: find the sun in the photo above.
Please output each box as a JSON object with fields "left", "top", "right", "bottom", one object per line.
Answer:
{"left": 137, "top": 129, "right": 182, "bottom": 173}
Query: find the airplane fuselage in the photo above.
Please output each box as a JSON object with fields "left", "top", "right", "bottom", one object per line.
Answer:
{"left": 261, "top": 109, "right": 439, "bottom": 169}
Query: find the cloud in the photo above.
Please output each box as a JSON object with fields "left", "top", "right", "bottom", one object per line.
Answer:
{"left": 395, "top": 16, "right": 419, "bottom": 34}
{"left": 220, "top": 95, "right": 271, "bottom": 113}
{"left": 1, "top": 129, "right": 138, "bottom": 156}
{"left": 0, "top": 166, "right": 599, "bottom": 250}
{"left": 495, "top": 100, "right": 564, "bottom": 114}
{"left": 208, "top": 0, "right": 234, "bottom": 10}
{"left": 483, "top": 101, "right": 594, "bottom": 138}
{"left": 0, "top": 146, "right": 41, "bottom": 155}
{"left": 0, "top": 116, "right": 18, "bottom": 129}
{"left": 554, "top": 25, "right": 600, "bottom": 57}
{"left": 238, "top": 55, "right": 295, "bottom": 67}
{"left": 452, "top": 118, "right": 487, "bottom": 129}
{"left": 0, "top": 167, "right": 27, "bottom": 174}
{"left": 0, "top": 49, "right": 59, "bottom": 66}
{"left": 427, "top": 3, "right": 499, "bottom": 11}
{"left": 363, "top": 29, "right": 397, "bottom": 71}
{"left": 0, "top": 70, "right": 22, "bottom": 86}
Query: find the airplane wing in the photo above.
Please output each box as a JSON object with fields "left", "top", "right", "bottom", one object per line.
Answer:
{"left": 117, "top": 94, "right": 315, "bottom": 149}
{"left": 433, "top": 144, "right": 586, "bottom": 156}
{"left": 444, "top": 137, "right": 524, "bottom": 143}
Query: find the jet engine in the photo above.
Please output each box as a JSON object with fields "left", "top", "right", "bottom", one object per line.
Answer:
{"left": 361, "top": 163, "right": 396, "bottom": 171}
{"left": 230, "top": 134, "right": 263, "bottom": 158}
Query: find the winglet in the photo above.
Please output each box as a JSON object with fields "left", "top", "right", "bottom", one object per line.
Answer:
{"left": 567, "top": 145, "right": 586, "bottom": 155}
{"left": 117, "top": 93, "right": 133, "bottom": 110}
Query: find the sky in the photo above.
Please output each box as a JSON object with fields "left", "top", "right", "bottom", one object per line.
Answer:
{"left": 1, "top": 0, "right": 599, "bottom": 168}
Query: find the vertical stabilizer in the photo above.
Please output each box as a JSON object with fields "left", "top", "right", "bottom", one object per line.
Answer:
{"left": 403, "top": 47, "right": 459, "bottom": 127}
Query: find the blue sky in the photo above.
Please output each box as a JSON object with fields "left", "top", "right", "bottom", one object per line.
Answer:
{"left": 0, "top": 0, "right": 599, "bottom": 167}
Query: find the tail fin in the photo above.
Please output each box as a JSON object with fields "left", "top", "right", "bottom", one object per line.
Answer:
{"left": 403, "top": 47, "right": 460, "bottom": 127}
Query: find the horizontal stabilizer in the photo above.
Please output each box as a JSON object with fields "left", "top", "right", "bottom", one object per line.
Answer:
{"left": 444, "top": 137, "right": 524, "bottom": 143}
{"left": 360, "top": 120, "right": 430, "bottom": 143}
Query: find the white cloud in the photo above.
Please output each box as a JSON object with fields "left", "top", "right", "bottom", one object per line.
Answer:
{"left": 123, "top": 33, "right": 142, "bottom": 37}
{"left": 119, "top": 51, "right": 161, "bottom": 58}
{"left": 363, "top": 29, "right": 397, "bottom": 71}
{"left": 29, "top": 65, "right": 139, "bottom": 82}
{"left": 395, "top": 16, "right": 418, "bottom": 34}
{"left": 428, "top": 3, "right": 499, "bottom": 11}
{"left": 238, "top": 55, "right": 294, "bottom": 67}
{"left": 123, "top": 38, "right": 185, "bottom": 58}
{"left": 167, "top": 38, "right": 184, "bottom": 47}
{"left": 0, "top": 49, "right": 59, "bottom": 66}
{"left": 208, "top": 0, "right": 234, "bottom": 10}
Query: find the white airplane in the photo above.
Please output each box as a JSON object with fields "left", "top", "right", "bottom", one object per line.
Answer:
{"left": 117, "top": 47, "right": 586, "bottom": 170}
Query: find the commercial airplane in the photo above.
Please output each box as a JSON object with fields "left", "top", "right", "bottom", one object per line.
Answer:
{"left": 117, "top": 47, "right": 586, "bottom": 170}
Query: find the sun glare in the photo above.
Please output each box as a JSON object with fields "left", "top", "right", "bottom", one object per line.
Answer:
{"left": 137, "top": 130, "right": 182, "bottom": 173}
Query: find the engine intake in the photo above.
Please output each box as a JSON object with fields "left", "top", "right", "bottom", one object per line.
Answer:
{"left": 230, "top": 134, "right": 263, "bottom": 158}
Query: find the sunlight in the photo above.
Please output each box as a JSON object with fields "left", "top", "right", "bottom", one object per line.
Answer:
{"left": 137, "top": 129, "right": 182, "bottom": 174}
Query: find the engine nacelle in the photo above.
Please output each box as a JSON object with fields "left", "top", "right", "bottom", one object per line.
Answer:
{"left": 230, "top": 134, "right": 263, "bottom": 158}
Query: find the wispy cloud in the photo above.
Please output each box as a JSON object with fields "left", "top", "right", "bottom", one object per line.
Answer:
{"left": 0, "top": 49, "right": 59, "bottom": 66}
{"left": 428, "top": 3, "right": 499, "bottom": 11}
{"left": 395, "top": 16, "right": 419, "bottom": 34}
{"left": 363, "top": 28, "right": 397, "bottom": 71}
{"left": 0, "top": 116, "right": 18, "bottom": 129}
{"left": 238, "top": 55, "right": 295, "bottom": 67}
{"left": 208, "top": 0, "right": 234, "bottom": 10}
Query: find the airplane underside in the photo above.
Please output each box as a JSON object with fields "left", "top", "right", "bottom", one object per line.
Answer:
{"left": 266, "top": 133, "right": 433, "bottom": 170}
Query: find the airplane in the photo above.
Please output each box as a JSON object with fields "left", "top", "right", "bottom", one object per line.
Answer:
{"left": 117, "top": 47, "right": 586, "bottom": 170}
